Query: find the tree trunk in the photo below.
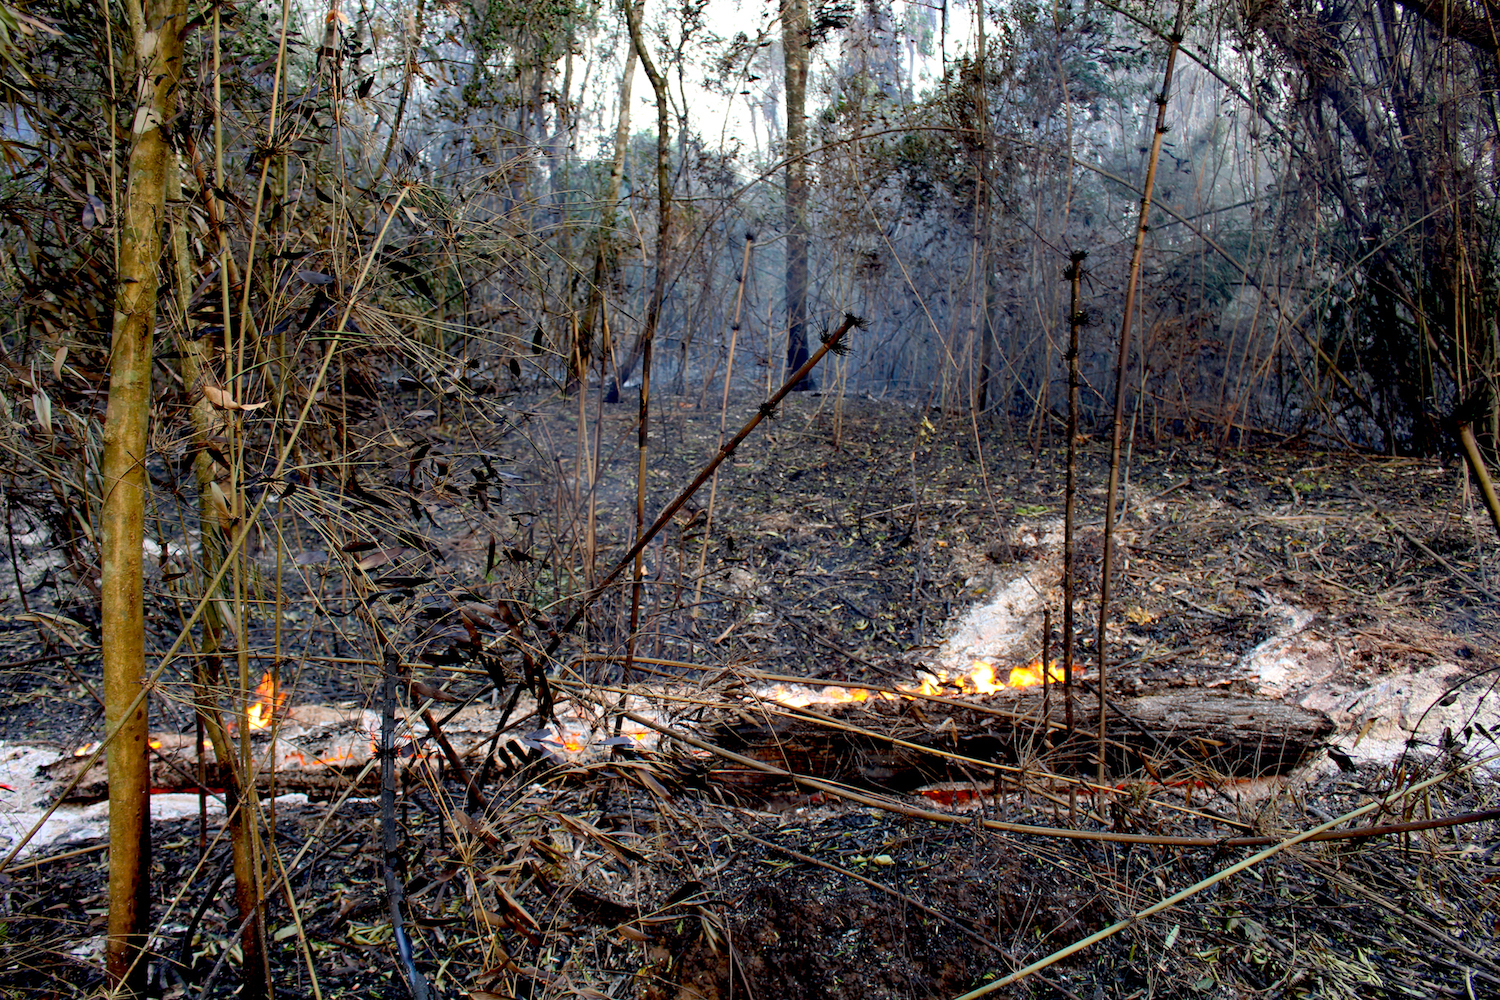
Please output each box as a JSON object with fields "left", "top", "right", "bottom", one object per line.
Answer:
{"left": 783, "top": 0, "right": 812, "bottom": 390}
{"left": 177, "top": 127, "right": 273, "bottom": 1000}
{"left": 1096, "top": 1, "right": 1186, "bottom": 786}
{"left": 971, "top": 19, "right": 993, "bottom": 414}
{"left": 103, "top": 0, "right": 187, "bottom": 990}
{"left": 621, "top": 0, "right": 673, "bottom": 681}
{"left": 584, "top": 9, "right": 638, "bottom": 393}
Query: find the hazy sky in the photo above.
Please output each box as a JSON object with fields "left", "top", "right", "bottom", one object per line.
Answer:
{"left": 589, "top": 0, "right": 983, "bottom": 161}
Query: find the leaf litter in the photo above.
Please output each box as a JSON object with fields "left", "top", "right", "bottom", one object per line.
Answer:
{"left": 0, "top": 392, "right": 1495, "bottom": 997}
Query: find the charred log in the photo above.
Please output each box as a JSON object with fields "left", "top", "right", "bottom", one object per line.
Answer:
{"left": 707, "top": 688, "right": 1335, "bottom": 796}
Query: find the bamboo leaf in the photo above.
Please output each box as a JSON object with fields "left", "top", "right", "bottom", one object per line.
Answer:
{"left": 31, "top": 389, "right": 51, "bottom": 436}
{"left": 356, "top": 546, "right": 404, "bottom": 571}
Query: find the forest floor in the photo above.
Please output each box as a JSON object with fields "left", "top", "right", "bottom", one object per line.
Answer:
{"left": 0, "top": 387, "right": 1498, "bottom": 999}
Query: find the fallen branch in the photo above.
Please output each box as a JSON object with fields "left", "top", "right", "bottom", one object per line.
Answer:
{"left": 621, "top": 707, "right": 1494, "bottom": 849}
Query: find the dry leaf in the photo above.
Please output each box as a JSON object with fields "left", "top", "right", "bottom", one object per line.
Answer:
{"left": 32, "top": 390, "right": 51, "bottom": 436}
{"left": 51, "top": 345, "right": 68, "bottom": 381}
{"left": 15, "top": 611, "right": 88, "bottom": 648}
{"left": 202, "top": 384, "right": 270, "bottom": 411}
{"left": 556, "top": 814, "right": 648, "bottom": 863}
{"left": 451, "top": 810, "right": 502, "bottom": 848}
{"left": 355, "top": 546, "right": 403, "bottom": 571}
{"left": 208, "top": 480, "right": 235, "bottom": 530}
{"left": 494, "top": 884, "right": 541, "bottom": 935}
{"left": 619, "top": 762, "right": 671, "bottom": 798}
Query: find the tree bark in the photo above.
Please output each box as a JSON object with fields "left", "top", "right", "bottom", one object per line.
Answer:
{"left": 583, "top": 8, "right": 638, "bottom": 392}
{"left": 783, "top": 0, "right": 812, "bottom": 389}
{"left": 103, "top": 0, "right": 187, "bottom": 990}
{"left": 55, "top": 682, "right": 1331, "bottom": 802}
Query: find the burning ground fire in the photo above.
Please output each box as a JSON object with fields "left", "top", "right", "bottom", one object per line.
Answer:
{"left": 244, "top": 670, "right": 288, "bottom": 731}
{"left": 759, "top": 658, "right": 1073, "bottom": 708}
{"left": 67, "top": 660, "right": 1073, "bottom": 778}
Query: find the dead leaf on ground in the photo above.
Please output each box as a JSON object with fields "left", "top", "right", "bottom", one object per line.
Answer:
{"left": 356, "top": 546, "right": 404, "bottom": 571}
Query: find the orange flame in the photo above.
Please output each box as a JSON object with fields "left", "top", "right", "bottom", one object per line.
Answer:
{"left": 245, "top": 671, "right": 287, "bottom": 730}
{"left": 759, "top": 659, "right": 1074, "bottom": 709}
{"left": 1002, "top": 659, "right": 1069, "bottom": 688}
{"left": 907, "top": 659, "right": 1070, "bottom": 696}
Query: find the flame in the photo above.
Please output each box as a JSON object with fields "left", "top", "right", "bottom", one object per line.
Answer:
{"left": 74, "top": 740, "right": 100, "bottom": 757}
{"left": 905, "top": 659, "right": 1071, "bottom": 697}
{"left": 148, "top": 738, "right": 162, "bottom": 749}
{"left": 245, "top": 671, "right": 287, "bottom": 730}
{"left": 1003, "top": 659, "right": 1069, "bottom": 688}
{"left": 755, "top": 659, "right": 1074, "bottom": 710}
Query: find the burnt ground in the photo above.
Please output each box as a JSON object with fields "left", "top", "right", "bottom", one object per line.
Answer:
{"left": 0, "top": 386, "right": 1498, "bottom": 998}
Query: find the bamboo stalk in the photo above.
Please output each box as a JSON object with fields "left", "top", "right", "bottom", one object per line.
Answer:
{"left": 1458, "top": 422, "right": 1500, "bottom": 544}
{"left": 692, "top": 234, "right": 755, "bottom": 620}
{"left": 101, "top": 0, "right": 187, "bottom": 990}
{"left": 620, "top": 0, "right": 673, "bottom": 689}
{"left": 1063, "top": 250, "right": 1085, "bottom": 745}
{"left": 1096, "top": 0, "right": 1187, "bottom": 789}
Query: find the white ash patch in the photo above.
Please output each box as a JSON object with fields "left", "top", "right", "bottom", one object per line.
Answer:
{"left": 1297, "top": 663, "right": 1500, "bottom": 769}
{"left": 1230, "top": 595, "right": 1500, "bottom": 770}
{"left": 0, "top": 524, "right": 67, "bottom": 600}
{"left": 1237, "top": 591, "right": 1318, "bottom": 696}
{"left": 935, "top": 524, "right": 1061, "bottom": 672}
{"left": 0, "top": 736, "right": 311, "bottom": 860}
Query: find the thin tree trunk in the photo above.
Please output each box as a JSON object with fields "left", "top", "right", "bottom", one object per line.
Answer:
{"left": 1096, "top": 1, "right": 1186, "bottom": 789}
{"left": 1063, "top": 250, "right": 1085, "bottom": 743}
{"left": 972, "top": 15, "right": 993, "bottom": 414}
{"left": 103, "top": 0, "right": 187, "bottom": 990}
{"left": 621, "top": 0, "right": 673, "bottom": 683}
{"left": 783, "top": 0, "right": 813, "bottom": 389}
{"left": 373, "top": 0, "right": 426, "bottom": 184}
{"left": 586, "top": 12, "right": 638, "bottom": 394}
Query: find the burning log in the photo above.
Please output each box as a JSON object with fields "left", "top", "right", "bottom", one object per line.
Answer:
{"left": 42, "top": 660, "right": 1333, "bottom": 807}
{"left": 708, "top": 686, "right": 1335, "bottom": 795}
{"left": 47, "top": 671, "right": 385, "bottom": 802}
{"left": 46, "top": 728, "right": 379, "bottom": 803}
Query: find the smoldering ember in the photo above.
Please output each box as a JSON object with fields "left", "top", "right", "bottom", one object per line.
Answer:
{"left": 0, "top": 2, "right": 1498, "bottom": 999}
